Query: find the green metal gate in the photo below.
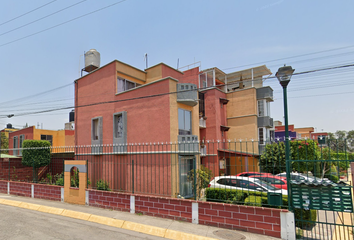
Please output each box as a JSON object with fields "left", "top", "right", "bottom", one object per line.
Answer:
{"left": 287, "top": 139, "right": 354, "bottom": 240}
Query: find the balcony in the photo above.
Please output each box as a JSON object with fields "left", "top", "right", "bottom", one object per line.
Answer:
{"left": 258, "top": 116, "right": 273, "bottom": 128}
{"left": 256, "top": 86, "right": 273, "bottom": 101}
{"left": 178, "top": 135, "right": 199, "bottom": 153}
{"left": 177, "top": 83, "right": 198, "bottom": 107}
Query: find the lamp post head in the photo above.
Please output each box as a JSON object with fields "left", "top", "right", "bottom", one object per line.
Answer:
{"left": 276, "top": 65, "right": 295, "bottom": 88}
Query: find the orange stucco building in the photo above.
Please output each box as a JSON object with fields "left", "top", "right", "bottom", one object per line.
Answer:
{"left": 8, "top": 126, "right": 74, "bottom": 156}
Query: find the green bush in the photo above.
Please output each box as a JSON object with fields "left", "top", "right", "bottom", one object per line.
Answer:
{"left": 244, "top": 195, "right": 262, "bottom": 207}
{"left": 96, "top": 179, "right": 110, "bottom": 191}
{"left": 22, "top": 140, "right": 51, "bottom": 182}
{"left": 205, "top": 188, "right": 247, "bottom": 204}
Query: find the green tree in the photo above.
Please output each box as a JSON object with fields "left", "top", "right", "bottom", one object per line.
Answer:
{"left": 259, "top": 140, "right": 321, "bottom": 175}
{"left": 22, "top": 140, "right": 51, "bottom": 182}
{"left": 328, "top": 130, "right": 354, "bottom": 153}
{"left": 0, "top": 132, "right": 9, "bottom": 154}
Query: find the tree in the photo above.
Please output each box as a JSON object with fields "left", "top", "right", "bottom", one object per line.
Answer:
{"left": 0, "top": 132, "right": 9, "bottom": 154}
{"left": 328, "top": 130, "right": 354, "bottom": 153}
{"left": 22, "top": 140, "right": 51, "bottom": 182}
{"left": 259, "top": 140, "right": 322, "bottom": 176}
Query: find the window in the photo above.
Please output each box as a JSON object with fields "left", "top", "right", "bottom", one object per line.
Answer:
{"left": 179, "top": 157, "right": 194, "bottom": 198}
{"left": 257, "top": 100, "right": 270, "bottom": 117}
{"left": 13, "top": 136, "right": 18, "bottom": 156}
{"left": 91, "top": 117, "right": 103, "bottom": 153}
{"left": 117, "top": 77, "right": 141, "bottom": 93}
{"left": 92, "top": 119, "right": 99, "bottom": 140}
{"left": 19, "top": 134, "right": 24, "bottom": 156}
{"left": 113, "top": 111, "right": 127, "bottom": 149}
{"left": 114, "top": 114, "right": 123, "bottom": 138}
{"left": 178, "top": 109, "right": 191, "bottom": 135}
{"left": 259, "top": 128, "right": 264, "bottom": 145}
{"left": 41, "top": 135, "right": 53, "bottom": 146}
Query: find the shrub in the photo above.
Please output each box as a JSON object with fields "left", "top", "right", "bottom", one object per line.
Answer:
{"left": 96, "top": 179, "right": 110, "bottom": 191}
{"left": 244, "top": 195, "right": 262, "bottom": 207}
{"left": 22, "top": 140, "right": 51, "bottom": 182}
{"left": 205, "top": 188, "right": 247, "bottom": 204}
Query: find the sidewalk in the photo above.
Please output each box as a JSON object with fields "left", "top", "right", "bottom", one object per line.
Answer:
{"left": 0, "top": 193, "right": 279, "bottom": 240}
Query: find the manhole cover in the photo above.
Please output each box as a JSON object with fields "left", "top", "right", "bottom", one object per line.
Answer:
{"left": 213, "top": 230, "right": 246, "bottom": 240}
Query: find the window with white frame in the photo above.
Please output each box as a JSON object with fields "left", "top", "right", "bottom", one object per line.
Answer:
{"left": 19, "top": 134, "right": 25, "bottom": 156}
{"left": 178, "top": 108, "right": 191, "bottom": 135}
{"left": 117, "top": 77, "right": 141, "bottom": 93}
{"left": 257, "top": 100, "right": 270, "bottom": 117}
{"left": 13, "top": 136, "right": 18, "bottom": 156}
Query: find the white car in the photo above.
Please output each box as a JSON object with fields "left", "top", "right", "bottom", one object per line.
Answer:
{"left": 276, "top": 172, "right": 333, "bottom": 185}
{"left": 208, "top": 176, "right": 288, "bottom": 195}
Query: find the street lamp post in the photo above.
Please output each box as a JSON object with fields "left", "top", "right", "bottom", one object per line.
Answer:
{"left": 276, "top": 65, "right": 295, "bottom": 211}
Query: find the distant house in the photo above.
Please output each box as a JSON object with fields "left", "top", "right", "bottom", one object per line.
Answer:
{"left": 8, "top": 126, "right": 74, "bottom": 156}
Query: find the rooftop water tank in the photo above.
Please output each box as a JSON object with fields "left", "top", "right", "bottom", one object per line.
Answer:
{"left": 6, "top": 123, "right": 12, "bottom": 129}
{"left": 69, "top": 110, "right": 75, "bottom": 122}
{"left": 84, "top": 49, "right": 100, "bottom": 72}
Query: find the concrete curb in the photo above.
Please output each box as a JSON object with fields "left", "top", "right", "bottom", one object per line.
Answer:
{"left": 0, "top": 199, "right": 217, "bottom": 240}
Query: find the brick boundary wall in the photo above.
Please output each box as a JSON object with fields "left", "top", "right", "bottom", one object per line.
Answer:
{"left": 134, "top": 195, "right": 193, "bottom": 222}
{"left": 10, "top": 181, "right": 31, "bottom": 197}
{"left": 0, "top": 180, "right": 7, "bottom": 194}
{"left": 0, "top": 180, "right": 62, "bottom": 201}
{"left": 88, "top": 189, "right": 130, "bottom": 212}
{"left": 0, "top": 183, "right": 290, "bottom": 238}
{"left": 33, "top": 183, "right": 61, "bottom": 201}
{"left": 86, "top": 190, "right": 286, "bottom": 238}
{"left": 198, "top": 201, "right": 285, "bottom": 238}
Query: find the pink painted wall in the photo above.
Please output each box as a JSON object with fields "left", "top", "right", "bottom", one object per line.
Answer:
{"left": 181, "top": 67, "right": 199, "bottom": 85}
{"left": 75, "top": 62, "right": 173, "bottom": 145}
{"left": 161, "top": 64, "right": 184, "bottom": 80}
{"left": 9, "top": 126, "right": 34, "bottom": 150}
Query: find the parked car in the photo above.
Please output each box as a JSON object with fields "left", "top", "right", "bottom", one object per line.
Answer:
{"left": 236, "top": 172, "right": 273, "bottom": 177}
{"left": 276, "top": 172, "right": 333, "bottom": 185}
{"left": 208, "top": 176, "right": 288, "bottom": 195}
{"left": 236, "top": 172, "right": 288, "bottom": 189}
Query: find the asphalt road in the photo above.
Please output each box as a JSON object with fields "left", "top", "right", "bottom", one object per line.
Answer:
{"left": 0, "top": 204, "right": 164, "bottom": 240}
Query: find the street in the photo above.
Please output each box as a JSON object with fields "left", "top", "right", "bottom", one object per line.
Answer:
{"left": 0, "top": 204, "right": 164, "bottom": 240}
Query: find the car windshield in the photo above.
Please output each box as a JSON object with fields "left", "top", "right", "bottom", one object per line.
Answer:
{"left": 253, "top": 178, "right": 277, "bottom": 190}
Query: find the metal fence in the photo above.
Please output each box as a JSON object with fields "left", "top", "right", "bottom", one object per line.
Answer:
{"left": 0, "top": 139, "right": 353, "bottom": 239}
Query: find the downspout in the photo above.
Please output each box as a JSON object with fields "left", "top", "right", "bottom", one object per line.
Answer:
{"left": 74, "top": 80, "right": 78, "bottom": 147}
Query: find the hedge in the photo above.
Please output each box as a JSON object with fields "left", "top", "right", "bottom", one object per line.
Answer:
{"left": 206, "top": 188, "right": 317, "bottom": 229}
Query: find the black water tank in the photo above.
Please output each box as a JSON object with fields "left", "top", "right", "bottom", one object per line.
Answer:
{"left": 6, "top": 123, "right": 12, "bottom": 129}
{"left": 69, "top": 110, "right": 75, "bottom": 122}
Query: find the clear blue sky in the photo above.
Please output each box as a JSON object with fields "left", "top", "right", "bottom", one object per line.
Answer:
{"left": 0, "top": 0, "right": 353, "bottom": 134}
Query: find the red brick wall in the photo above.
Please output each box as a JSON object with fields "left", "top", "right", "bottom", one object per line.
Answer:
{"left": 9, "top": 181, "right": 31, "bottom": 197}
{"left": 198, "top": 201, "right": 284, "bottom": 238}
{"left": 134, "top": 195, "right": 192, "bottom": 222}
{"left": 0, "top": 180, "right": 7, "bottom": 194}
{"left": 33, "top": 183, "right": 61, "bottom": 201}
{"left": 88, "top": 189, "right": 130, "bottom": 212}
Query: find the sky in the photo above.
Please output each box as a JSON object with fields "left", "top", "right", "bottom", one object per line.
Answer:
{"left": 0, "top": 0, "right": 353, "bottom": 134}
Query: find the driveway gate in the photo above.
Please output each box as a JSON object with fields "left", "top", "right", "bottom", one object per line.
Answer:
{"left": 287, "top": 140, "right": 354, "bottom": 240}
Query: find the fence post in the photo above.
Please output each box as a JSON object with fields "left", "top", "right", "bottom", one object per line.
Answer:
{"left": 132, "top": 159, "right": 134, "bottom": 194}
{"left": 193, "top": 158, "right": 196, "bottom": 200}
{"left": 8, "top": 158, "right": 10, "bottom": 181}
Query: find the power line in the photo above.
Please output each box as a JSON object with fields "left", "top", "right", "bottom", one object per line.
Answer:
{"left": 0, "top": 0, "right": 88, "bottom": 37}
{"left": 222, "top": 45, "right": 354, "bottom": 71}
{"left": 0, "top": 83, "right": 73, "bottom": 106}
{"left": 3, "top": 62, "right": 354, "bottom": 119}
{"left": 0, "top": 0, "right": 57, "bottom": 27}
{"left": 0, "top": 0, "right": 128, "bottom": 48}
